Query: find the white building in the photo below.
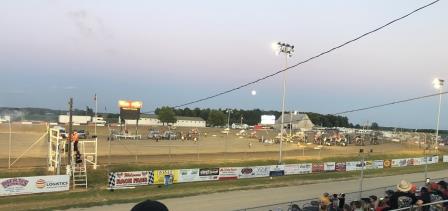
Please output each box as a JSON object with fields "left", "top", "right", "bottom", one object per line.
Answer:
{"left": 274, "top": 113, "right": 314, "bottom": 131}
{"left": 0, "top": 115, "right": 11, "bottom": 123}
{"left": 125, "top": 114, "right": 206, "bottom": 127}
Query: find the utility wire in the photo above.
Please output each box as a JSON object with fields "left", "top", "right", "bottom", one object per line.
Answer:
{"left": 142, "top": 0, "right": 440, "bottom": 114}
{"left": 272, "top": 91, "right": 448, "bottom": 127}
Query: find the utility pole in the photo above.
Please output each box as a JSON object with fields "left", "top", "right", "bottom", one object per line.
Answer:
{"left": 68, "top": 98, "right": 73, "bottom": 166}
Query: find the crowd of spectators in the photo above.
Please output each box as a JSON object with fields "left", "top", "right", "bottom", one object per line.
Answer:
{"left": 284, "top": 179, "right": 448, "bottom": 211}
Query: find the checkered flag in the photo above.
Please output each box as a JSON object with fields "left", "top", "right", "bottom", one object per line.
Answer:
{"left": 108, "top": 172, "right": 116, "bottom": 190}
{"left": 148, "top": 171, "right": 154, "bottom": 184}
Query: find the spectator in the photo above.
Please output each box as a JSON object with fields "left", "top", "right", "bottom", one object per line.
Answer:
{"left": 290, "top": 204, "right": 300, "bottom": 211}
{"left": 389, "top": 180, "right": 417, "bottom": 209}
{"left": 320, "top": 192, "right": 331, "bottom": 211}
{"left": 418, "top": 187, "right": 431, "bottom": 211}
{"left": 351, "top": 200, "right": 363, "bottom": 211}
{"left": 376, "top": 197, "right": 391, "bottom": 211}
{"left": 437, "top": 181, "right": 448, "bottom": 210}
{"left": 338, "top": 193, "right": 346, "bottom": 210}
{"left": 330, "top": 193, "right": 339, "bottom": 211}
{"left": 131, "top": 200, "right": 168, "bottom": 211}
{"left": 369, "top": 195, "right": 379, "bottom": 210}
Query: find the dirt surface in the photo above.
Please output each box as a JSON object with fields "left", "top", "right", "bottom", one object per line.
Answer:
{"left": 0, "top": 124, "right": 439, "bottom": 168}
{"left": 64, "top": 169, "right": 448, "bottom": 211}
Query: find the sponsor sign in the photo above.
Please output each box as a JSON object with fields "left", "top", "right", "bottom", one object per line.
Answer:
{"left": 346, "top": 161, "right": 361, "bottom": 171}
{"left": 218, "top": 167, "right": 240, "bottom": 180}
{"left": 153, "top": 170, "right": 180, "bottom": 184}
{"left": 392, "top": 159, "right": 408, "bottom": 167}
{"left": 373, "top": 160, "right": 384, "bottom": 169}
{"left": 269, "top": 165, "right": 285, "bottom": 177}
{"left": 335, "top": 162, "right": 346, "bottom": 172}
{"left": 238, "top": 166, "right": 270, "bottom": 179}
{"left": 198, "top": 168, "right": 219, "bottom": 181}
{"left": 284, "top": 164, "right": 300, "bottom": 175}
{"left": 432, "top": 156, "right": 439, "bottom": 164}
{"left": 383, "top": 160, "right": 391, "bottom": 168}
{"left": 324, "top": 162, "right": 335, "bottom": 171}
{"left": 443, "top": 155, "right": 448, "bottom": 163}
{"left": 0, "top": 175, "right": 69, "bottom": 196}
{"left": 298, "top": 163, "right": 312, "bottom": 174}
{"left": 178, "top": 169, "right": 199, "bottom": 183}
{"left": 312, "top": 163, "right": 324, "bottom": 173}
{"left": 261, "top": 115, "right": 276, "bottom": 125}
{"left": 114, "top": 171, "right": 150, "bottom": 187}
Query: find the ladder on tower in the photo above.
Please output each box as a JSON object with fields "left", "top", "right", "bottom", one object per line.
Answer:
{"left": 72, "top": 159, "right": 88, "bottom": 189}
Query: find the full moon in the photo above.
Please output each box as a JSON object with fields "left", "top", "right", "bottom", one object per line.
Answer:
{"left": 251, "top": 90, "right": 257, "bottom": 95}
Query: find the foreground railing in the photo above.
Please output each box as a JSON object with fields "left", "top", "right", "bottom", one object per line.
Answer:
{"left": 390, "top": 199, "right": 448, "bottom": 211}
{"left": 234, "top": 177, "right": 447, "bottom": 211}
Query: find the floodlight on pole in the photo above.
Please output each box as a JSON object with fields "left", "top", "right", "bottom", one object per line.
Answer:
{"left": 432, "top": 78, "right": 444, "bottom": 151}
{"left": 273, "top": 41, "right": 294, "bottom": 164}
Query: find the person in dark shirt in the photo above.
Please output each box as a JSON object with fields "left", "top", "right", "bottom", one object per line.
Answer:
{"left": 389, "top": 180, "right": 417, "bottom": 209}
{"left": 338, "top": 193, "right": 346, "bottom": 210}
{"left": 418, "top": 187, "right": 431, "bottom": 211}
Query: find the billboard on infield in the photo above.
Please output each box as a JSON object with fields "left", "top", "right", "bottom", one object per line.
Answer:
{"left": 261, "top": 115, "right": 276, "bottom": 125}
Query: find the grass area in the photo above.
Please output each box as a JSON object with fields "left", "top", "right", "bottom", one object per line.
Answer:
{"left": 0, "top": 153, "right": 446, "bottom": 211}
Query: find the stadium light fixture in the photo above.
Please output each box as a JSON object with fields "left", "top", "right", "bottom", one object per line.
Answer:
{"left": 432, "top": 78, "right": 444, "bottom": 152}
{"left": 273, "top": 41, "right": 294, "bottom": 164}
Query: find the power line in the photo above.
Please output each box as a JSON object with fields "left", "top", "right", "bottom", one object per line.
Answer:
{"left": 142, "top": 0, "right": 440, "bottom": 114}
{"left": 275, "top": 91, "right": 448, "bottom": 126}
{"left": 333, "top": 91, "right": 448, "bottom": 116}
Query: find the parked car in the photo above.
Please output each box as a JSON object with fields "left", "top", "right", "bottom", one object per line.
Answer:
{"left": 77, "top": 130, "right": 88, "bottom": 139}
{"left": 148, "top": 130, "right": 161, "bottom": 140}
{"left": 162, "top": 131, "right": 177, "bottom": 140}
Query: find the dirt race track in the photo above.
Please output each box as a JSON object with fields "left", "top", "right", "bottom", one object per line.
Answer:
{"left": 0, "top": 124, "right": 438, "bottom": 168}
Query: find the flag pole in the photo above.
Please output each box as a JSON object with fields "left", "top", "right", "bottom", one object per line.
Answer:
{"left": 95, "top": 94, "right": 97, "bottom": 136}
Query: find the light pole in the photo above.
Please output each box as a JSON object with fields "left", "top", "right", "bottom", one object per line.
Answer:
{"left": 432, "top": 78, "right": 444, "bottom": 151}
{"left": 226, "top": 109, "right": 232, "bottom": 130}
{"left": 359, "top": 148, "right": 372, "bottom": 199}
{"left": 8, "top": 117, "right": 11, "bottom": 169}
{"left": 289, "top": 111, "right": 298, "bottom": 137}
{"left": 273, "top": 42, "right": 294, "bottom": 164}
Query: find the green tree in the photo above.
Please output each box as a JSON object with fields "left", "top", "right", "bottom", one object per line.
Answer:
{"left": 371, "top": 122, "right": 379, "bottom": 130}
{"left": 207, "top": 110, "right": 226, "bottom": 126}
{"left": 157, "top": 106, "right": 177, "bottom": 126}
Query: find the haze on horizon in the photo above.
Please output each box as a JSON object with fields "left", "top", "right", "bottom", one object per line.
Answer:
{"left": 0, "top": 0, "right": 447, "bottom": 130}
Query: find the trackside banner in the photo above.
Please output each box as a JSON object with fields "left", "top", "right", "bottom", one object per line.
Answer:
{"left": 111, "top": 171, "right": 152, "bottom": 187}
{"left": 444, "top": 155, "right": 448, "bottom": 163}
{"left": 0, "top": 175, "right": 69, "bottom": 196}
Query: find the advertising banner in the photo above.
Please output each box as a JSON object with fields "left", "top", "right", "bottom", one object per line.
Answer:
{"left": 324, "top": 162, "right": 336, "bottom": 171}
{"left": 383, "top": 160, "right": 392, "bottom": 168}
{"left": 238, "top": 166, "right": 270, "bottom": 179}
{"left": 312, "top": 163, "right": 324, "bottom": 173}
{"left": 284, "top": 164, "right": 300, "bottom": 175}
{"left": 432, "top": 156, "right": 439, "bottom": 164}
{"left": 392, "top": 159, "right": 408, "bottom": 167}
{"left": 153, "top": 169, "right": 180, "bottom": 184}
{"left": 178, "top": 169, "right": 199, "bottom": 183}
{"left": 218, "top": 167, "right": 240, "bottom": 180}
{"left": 345, "top": 161, "right": 362, "bottom": 171}
{"left": 373, "top": 160, "right": 384, "bottom": 169}
{"left": 198, "top": 168, "right": 220, "bottom": 181}
{"left": 0, "top": 175, "right": 69, "bottom": 196}
{"left": 298, "top": 163, "right": 312, "bottom": 174}
{"left": 335, "top": 162, "right": 346, "bottom": 172}
{"left": 444, "top": 155, "right": 448, "bottom": 163}
{"left": 269, "top": 165, "right": 285, "bottom": 177}
{"left": 113, "top": 171, "right": 151, "bottom": 187}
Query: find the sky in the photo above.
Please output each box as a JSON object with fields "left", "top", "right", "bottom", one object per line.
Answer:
{"left": 0, "top": 0, "right": 447, "bottom": 129}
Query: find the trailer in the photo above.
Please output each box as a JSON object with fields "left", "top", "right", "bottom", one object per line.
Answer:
{"left": 58, "top": 115, "right": 92, "bottom": 124}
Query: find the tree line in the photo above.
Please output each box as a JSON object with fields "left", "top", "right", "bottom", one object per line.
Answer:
{"left": 154, "top": 107, "right": 352, "bottom": 127}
